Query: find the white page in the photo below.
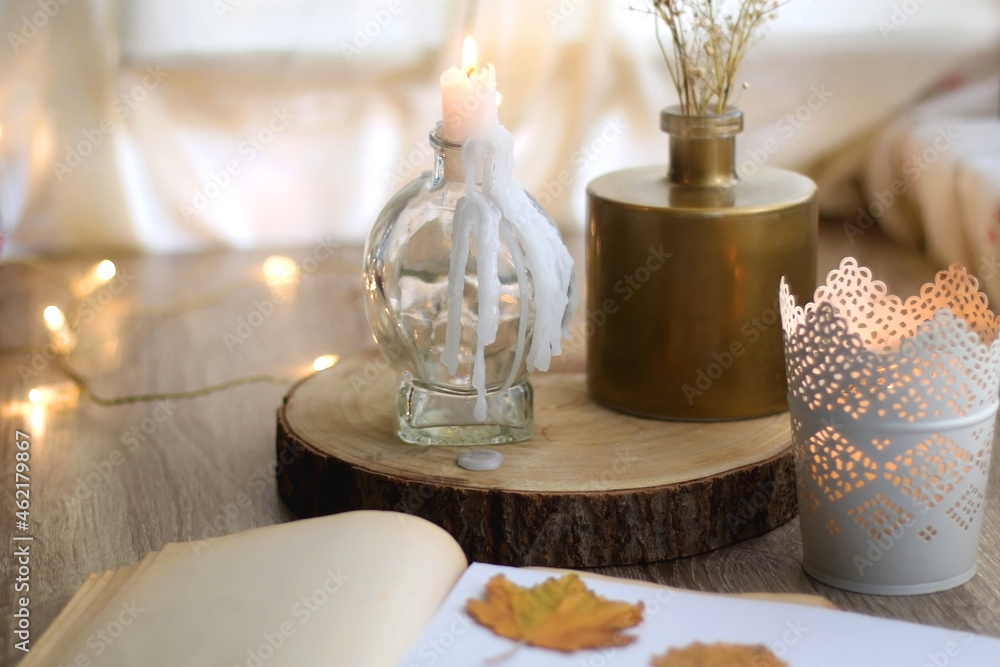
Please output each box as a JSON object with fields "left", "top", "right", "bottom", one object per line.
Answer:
{"left": 399, "top": 562, "right": 1000, "bottom": 666}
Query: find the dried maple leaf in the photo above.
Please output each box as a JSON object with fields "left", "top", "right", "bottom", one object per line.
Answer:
{"left": 650, "top": 641, "right": 788, "bottom": 666}
{"left": 466, "top": 573, "right": 644, "bottom": 652}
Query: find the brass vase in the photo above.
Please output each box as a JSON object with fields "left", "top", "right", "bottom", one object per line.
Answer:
{"left": 585, "top": 107, "right": 817, "bottom": 420}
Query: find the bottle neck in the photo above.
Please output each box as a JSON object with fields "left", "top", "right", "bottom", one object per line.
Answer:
{"left": 430, "top": 126, "right": 481, "bottom": 186}
{"left": 661, "top": 107, "right": 742, "bottom": 187}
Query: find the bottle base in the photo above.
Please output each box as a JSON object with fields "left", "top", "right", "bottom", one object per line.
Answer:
{"left": 397, "top": 378, "right": 533, "bottom": 446}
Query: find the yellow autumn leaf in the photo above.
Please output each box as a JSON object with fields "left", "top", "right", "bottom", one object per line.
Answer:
{"left": 466, "top": 573, "right": 644, "bottom": 652}
{"left": 651, "top": 641, "right": 787, "bottom": 666}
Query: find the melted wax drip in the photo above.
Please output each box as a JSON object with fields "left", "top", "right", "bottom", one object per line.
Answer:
{"left": 440, "top": 125, "right": 575, "bottom": 421}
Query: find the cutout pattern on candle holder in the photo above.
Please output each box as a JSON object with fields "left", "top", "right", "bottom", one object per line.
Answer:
{"left": 847, "top": 493, "right": 914, "bottom": 539}
{"left": 782, "top": 257, "right": 1000, "bottom": 594}
{"left": 781, "top": 258, "right": 1000, "bottom": 424}
{"left": 801, "top": 427, "right": 878, "bottom": 502}
{"left": 796, "top": 470, "right": 822, "bottom": 520}
{"left": 883, "top": 434, "right": 973, "bottom": 510}
{"left": 946, "top": 486, "right": 986, "bottom": 531}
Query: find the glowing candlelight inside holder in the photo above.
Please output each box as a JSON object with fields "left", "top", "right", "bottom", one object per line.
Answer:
{"left": 780, "top": 257, "right": 1000, "bottom": 595}
{"left": 362, "top": 37, "right": 575, "bottom": 445}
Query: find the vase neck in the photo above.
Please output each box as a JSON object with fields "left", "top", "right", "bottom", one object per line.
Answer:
{"left": 661, "top": 107, "right": 743, "bottom": 187}
{"left": 430, "top": 125, "right": 488, "bottom": 186}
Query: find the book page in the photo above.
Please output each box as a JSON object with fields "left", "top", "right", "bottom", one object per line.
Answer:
{"left": 398, "top": 562, "right": 1000, "bottom": 666}
{"left": 31, "top": 511, "right": 467, "bottom": 667}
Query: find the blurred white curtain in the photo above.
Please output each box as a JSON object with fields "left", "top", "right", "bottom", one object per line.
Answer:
{"left": 1, "top": 0, "right": 999, "bottom": 255}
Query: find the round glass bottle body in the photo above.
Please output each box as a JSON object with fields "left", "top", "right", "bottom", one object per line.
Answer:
{"left": 363, "top": 129, "right": 537, "bottom": 445}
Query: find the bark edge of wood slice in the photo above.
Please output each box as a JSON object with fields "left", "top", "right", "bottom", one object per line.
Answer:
{"left": 276, "top": 350, "right": 797, "bottom": 567}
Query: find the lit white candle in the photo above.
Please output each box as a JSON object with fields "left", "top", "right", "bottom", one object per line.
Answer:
{"left": 437, "top": 37, "right": 576, "bottom": 422}
{"left": 439, "top": 36, "right": 499, "bottom": 143}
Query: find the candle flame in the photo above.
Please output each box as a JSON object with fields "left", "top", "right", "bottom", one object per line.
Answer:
{"left": 461, "top": 36, "right": 477, "bottom": 76}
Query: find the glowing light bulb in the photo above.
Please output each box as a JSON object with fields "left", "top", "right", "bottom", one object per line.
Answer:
{"left": 42, "top": 305, "right": 76, "bottom": 352}
{"left": 96, "top": 260, "right": 116, "bottom": 282}
{"left": 43, "top": 305, "right": 66, "bottom": 331}
{"left": 27, "top": 382, "right": 79, "bottom": 408}
{"left": 263, "top": 255, "right": 300, "bottom": 287}
{"left": 73, "top": 260, "right": 117, "bottom": 297}
{"left": 313, "top": 354, "right": 340, "bottom": 371}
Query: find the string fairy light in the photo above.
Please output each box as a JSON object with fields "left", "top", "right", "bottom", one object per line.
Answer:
{"left": 2, "top": 254, "right": 351, "bottom": 409}
{"left": 313, "top": 354, "right": 340, "bottom": 371}
{"left": 43, "top": 305, "right": 76, "bottom": 353}
{"left": 262, "top": 255, "right": 300, "bottom": 287}
{"left": 72, "top": 259, "right": 117, "bottom": 297}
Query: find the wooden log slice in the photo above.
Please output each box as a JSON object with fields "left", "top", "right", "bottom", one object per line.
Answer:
{"left": 276, "top": 349, "right": 797, "bottom": 568}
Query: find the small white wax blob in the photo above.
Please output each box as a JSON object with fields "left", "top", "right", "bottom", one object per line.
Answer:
{"left": 457, "top": 449, "right": 504, "bottom": 471}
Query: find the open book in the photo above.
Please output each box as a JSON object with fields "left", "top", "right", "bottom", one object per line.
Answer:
{"left": 23, "top": 511, "right": 1000, "bottom": 666}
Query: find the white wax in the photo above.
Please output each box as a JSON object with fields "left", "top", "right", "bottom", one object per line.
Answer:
{"left": 441, "top": 124, "right": 576, "bottom": 422}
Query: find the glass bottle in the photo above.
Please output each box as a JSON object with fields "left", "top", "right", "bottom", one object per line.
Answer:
{"left": 364, "top": 124, "right": 572, "bottom": 445}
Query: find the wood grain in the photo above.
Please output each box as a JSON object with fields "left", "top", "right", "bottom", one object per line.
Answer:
{"left": 1, "top": 220, "right": 998, "bottom": 667}
{"left": 276, "top": 351, "right": 797, "bottom": 566}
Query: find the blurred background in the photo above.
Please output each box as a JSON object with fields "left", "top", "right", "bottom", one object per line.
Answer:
{"left": 0, "top": 0, "right": 998, "bottom": 268}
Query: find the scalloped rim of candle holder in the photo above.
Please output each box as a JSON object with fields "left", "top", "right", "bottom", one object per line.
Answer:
{"left": 275, "top": 349, "right": 798, "bottom": 568}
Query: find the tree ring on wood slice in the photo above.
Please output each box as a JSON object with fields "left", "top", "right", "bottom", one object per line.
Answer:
{"left": 276, "top": 349, "right": 797, "bottom": 568}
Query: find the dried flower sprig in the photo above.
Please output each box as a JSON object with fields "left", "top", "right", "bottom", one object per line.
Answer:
{"left": 646, "top": 0, "right": 785, "bottom": 116}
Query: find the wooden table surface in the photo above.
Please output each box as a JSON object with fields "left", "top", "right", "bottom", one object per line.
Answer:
{"left": 2, "top": 218, "right": 998, "bottom": 666}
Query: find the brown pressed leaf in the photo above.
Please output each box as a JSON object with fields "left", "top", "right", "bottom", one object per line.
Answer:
{"left": 466, "top": 573, "right": 644, "bottom": 652}
{"left": 651, "top": 641, "right": 788, "bottom": 666}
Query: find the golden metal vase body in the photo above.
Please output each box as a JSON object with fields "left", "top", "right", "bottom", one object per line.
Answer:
{"left": 585, "top": 107, "right": 817, "bottom": 420}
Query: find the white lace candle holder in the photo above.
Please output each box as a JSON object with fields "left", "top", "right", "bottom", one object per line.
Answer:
{"left": 780, "top": 258, "right": 1000, "bottom": 595}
